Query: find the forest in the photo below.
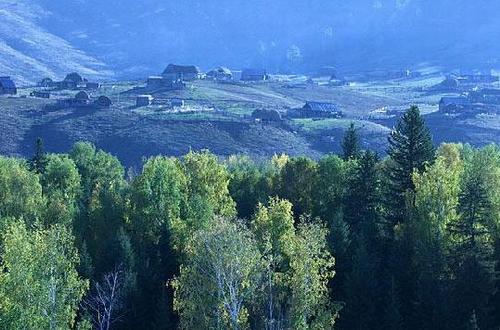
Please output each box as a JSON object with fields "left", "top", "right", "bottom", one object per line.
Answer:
{"left": 0, "top": 106, "right": 499, "bottom": 330}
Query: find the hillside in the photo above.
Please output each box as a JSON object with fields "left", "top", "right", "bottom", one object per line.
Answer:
{"left": 0, "top": 0, "right": 112, "bottom": 85}
{"left": 2, "top": 77, "right": 499, "bottom": 167}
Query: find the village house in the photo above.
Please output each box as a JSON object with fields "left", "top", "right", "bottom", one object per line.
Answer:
{"left": 252, "top": 109, "right": 282, "bottom": 122}
{"left": 439, "top": 96, "right": 471, "bottom": 113}
{"left": 146, "top": 76, "right": 186, "bottom": 90}
{"left": 316, "top": 66, "right": 338, "bottom": 78}
{"left": 95, "top": 96, "right": 112, "bottom": 108}
{"left": 136, "top": 95, "right": 154, "bottom": 107}
{"left": 74, "top": 91, "right": 91, "bottom": 105}
{"left": 206, "top": 67, "right": 233, "bottom": 81}
{"left": 162, "top": 64, "right": 201, "bottom": 82}
{"left": 241, "top": 69, "right": 268, "bottom": 82}
{"left": 0, "top": 76, "right": 17, "bottom": 95}
{"left": 56, "top": 72, "right": 86, "bottom": 89}
{"left": 431, "top": 76, "right": 460, "bottom": 92}
{"left": 38, "top": 78, "right": 55, "bottom": 88}
{"left": 299, "top": 101, "right": 343, "bottom": 118}
{"left": 170, "top": 99, "right": 185, "bottom": 108}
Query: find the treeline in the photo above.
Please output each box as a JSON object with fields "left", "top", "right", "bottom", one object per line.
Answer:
{"left": 0, "top": 106, "right": 499, "bottom": 329}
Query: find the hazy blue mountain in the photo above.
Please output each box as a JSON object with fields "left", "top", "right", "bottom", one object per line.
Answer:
{"left": 2, "top": 0, "right": 499, "bottom": 82}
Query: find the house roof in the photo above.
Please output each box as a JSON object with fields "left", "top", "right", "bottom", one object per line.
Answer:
{"left": 96, "top": 96, "right": 112, "bottom": 106}
{"left": 75, "top": 91, "right": 90, "bottom": 100}
{"left": 208, "top": 67, "right": 232, "bottom": 75}
{"left": 163, "top": 64, "right": 200, "bottom": 75}
{"left": 242, "top": 69, "right": 267, "bottom": 76}
{"left": 303, "top": 101, "right": 339, "bottom": 112}
{"left": 440, "top": 96, "right": 470, "bottom": 106}
{"left": 0, "top": 76, "right": 16, "bottom": 89}
{"left": 64, "top": 72, "right": 84, "bottom": 83}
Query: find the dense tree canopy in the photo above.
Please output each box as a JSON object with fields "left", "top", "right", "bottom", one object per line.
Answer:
{"left": 0, "top": 107, "right": 498, "bottom": 329}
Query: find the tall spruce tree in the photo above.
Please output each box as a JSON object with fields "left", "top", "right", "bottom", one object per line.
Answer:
{"left": 342, "top": 123, "right": 361, "bottom": 160}
{"left": 386, "top": 106, "right": 435, "bottom": 226}
{"left": 343, "top": 150, "right": 381, "bottom": 238}
{"left": 447, "top": 149, "right": 496, "bottom": 329}
{"left": 29, "top": 137, "right": 48, "bottom": 174}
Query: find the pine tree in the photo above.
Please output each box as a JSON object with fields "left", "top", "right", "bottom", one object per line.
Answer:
{"left": 447, "top": 149, "right": 497, "bottom": 329}
{"left": 385, "top": 106, "right": 435, "bottom": 226}
{"left": 343, "top": 151, "right": 381, "bottom": 238}
{"left": 29, "top": 137, "right": 48, "bottom": 174}
{"left": 342, "top": 122, "right": 361, "bottom": 160}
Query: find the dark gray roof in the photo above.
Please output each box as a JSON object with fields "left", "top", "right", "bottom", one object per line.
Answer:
{"left": 163, "top": 64, "right": 200, "bottom": 75}
{"left": 303, "top": 101, "right": 339, "bottom": 112}
{"left": 64, "top": 72, "right": 84, "bottom": 83}
{"left": 440, "top": 96, "right": 470, "bottom": 106}
{"left": 242, "top": 69, "right": 267, "bottom": 76}
{"left": 75, "top": 91, "right": 90, "bottom": 100}
{"left": 0, "top": 76, "right": 16, "bottom": 89}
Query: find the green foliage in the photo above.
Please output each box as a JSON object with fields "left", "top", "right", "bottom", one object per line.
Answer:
{"left": 130, "top": 156, "right": 187, "bottom": 246}
{"left": 0, "top": 221, "right": 88, "bottom": 329}
{"left": 313, "top": 154, "right": 347, "bottom": 222}
{"left": 276, "top": 156, "right": 318, "bottom": 217}
{"left": 343, "top": 151, "right": 382, "bottom": 236}
{"left": 29, "top": 137, "right": 48, "bottom": 174}
{"left": 342, "top": 122, "right": 361, "bottom": 160}
{"left": 386, "top": 106, "right": 435, "bottom": 226}
{"left": 41, "top": 154, "right": 82, "bottom": 227}
{"left": 226, "top": 155, "right": 271, "bottom": 219}
{"left": 69, "top": 142, "right": 126, "bottom": 276}
{"left": 0, "top": 139, "right": 498, "bottom": 330}
{"left": 0, "top": 157, "right": 43, "bottom": 225}
{"left": 173, "top": 217, "right": 263, "bottom": 330}
{"left": 289, "top": 217, "right": 338, "bottom": 329}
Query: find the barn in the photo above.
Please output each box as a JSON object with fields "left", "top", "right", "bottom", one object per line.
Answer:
{"left": 241, "top": 69, "right": 267, "bottom": 81}
{"left": 206, "top": 67, "right": 233, "bottom": 81}
{"left": 301, "top": 101, "right": 343, "bottom": 118}
{"left": 162, "top": 64, "right": 201, "bottom": 81}
{"left": 439, "top": 96, "right": 471, "bottom": 112}
{"left": 0, "top": 76, "right": 17, "bottom": 95}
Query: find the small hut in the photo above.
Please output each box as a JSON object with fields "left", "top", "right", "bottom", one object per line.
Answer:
{"left": 95, "top": 96, "right": 112, "bottom": 108}
{"left": 252, "top": 109, "right": 282, "bottom": 122}
{"left": 74, "top": 91, "right": 91, "bottom": 105}
{"left": 38, "top": 78, "right": 54, "bottom": 88}
{"left": 136, "top": 95, "right": 154, "bottom": 107}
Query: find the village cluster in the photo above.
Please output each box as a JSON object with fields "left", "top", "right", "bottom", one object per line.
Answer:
{"left": 1, "top": 64, "right": 500, "bottom": 121}
{"left": 432, "top": 71, "right": 500, "bottom": 114}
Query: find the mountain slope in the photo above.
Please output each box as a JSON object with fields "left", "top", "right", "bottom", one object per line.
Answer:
{"left": 1, "top": 0, "right": 499, "bottom": 83}
{"left": 0, "top": 0, "right": 112, "bottom": 85}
